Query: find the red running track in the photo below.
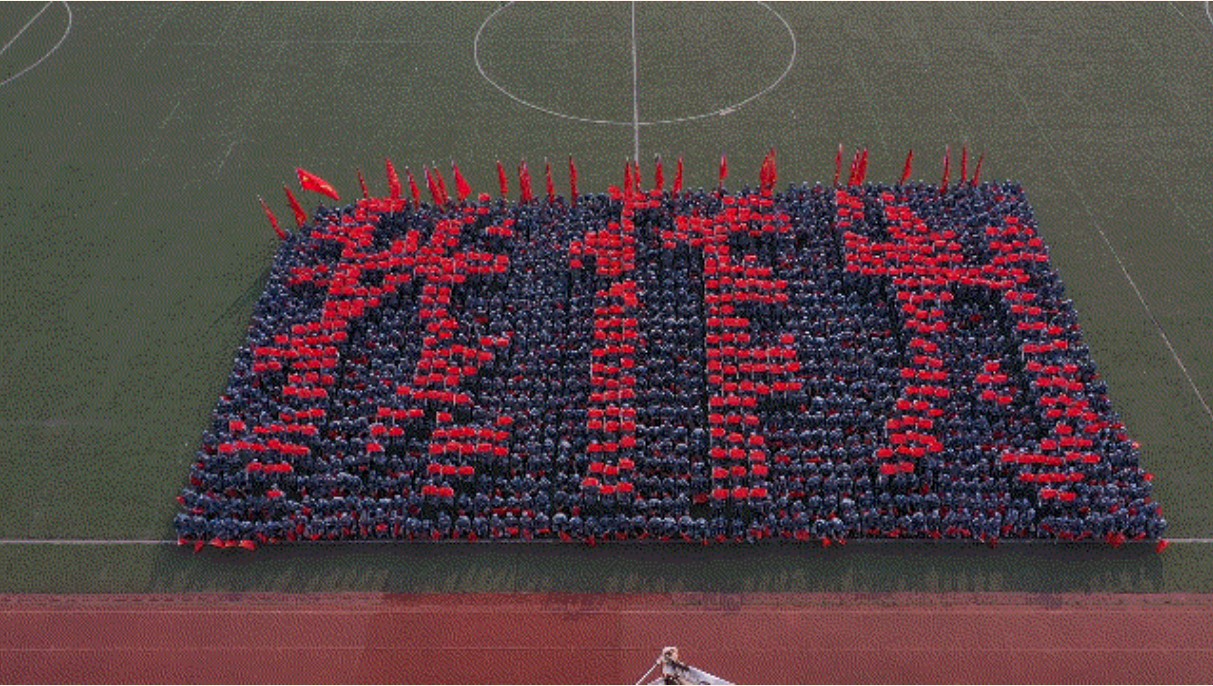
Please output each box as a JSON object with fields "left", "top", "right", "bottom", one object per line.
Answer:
{"left": 1, "top": 592, "right": 1211, "bottom": 684}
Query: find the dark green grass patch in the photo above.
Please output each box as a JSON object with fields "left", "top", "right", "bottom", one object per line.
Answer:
{"left": 4, "top": 540, "right": 1210, "bottom": 595}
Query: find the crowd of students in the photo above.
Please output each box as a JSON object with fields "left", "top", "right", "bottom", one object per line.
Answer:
{"left": 175, "top": 174, "right": 1165, "bottom": 548}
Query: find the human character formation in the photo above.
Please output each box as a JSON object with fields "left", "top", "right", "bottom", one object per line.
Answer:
{"left": 176, "top": 150, "right": 1167, "bottom": 550}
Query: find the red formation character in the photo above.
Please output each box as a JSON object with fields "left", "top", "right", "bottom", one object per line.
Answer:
{"left": 179, "top": 153, "right": 1162, "bottom": 549}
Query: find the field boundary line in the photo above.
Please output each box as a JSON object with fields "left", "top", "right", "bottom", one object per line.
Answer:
{"left": 1087, "top": 212, "right": 1213, "bottom": 428}
{"left": 0, "top": 539, "right": 176, "bottom": 545}
{"left": 970, "top": 11, "right": 1213, "bottom": 432}
{"left": 0, "top": 1, "right": 71, "bottom": 89}
{"left": 0, "top": 537, "right": 1210, "bottom": 545}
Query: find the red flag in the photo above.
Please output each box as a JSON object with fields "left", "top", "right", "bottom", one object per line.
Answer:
{"left": 519, "top": 160, "right": 534, "bottom": 203}
{"left": 765, "top": 147, "right": 777, "bottom": 190}
{"left": 632, "top": 159, "right": 642, "bottom": 194}
{"left": 623, "top": 160, "right": 634, "bottom": 198}
{"left": 848, "top": 150, "right": 861, "bottom": 186}
{"left": 385, "top": 158, "right": 403, "bottom": 200}
{"left": 259, "top": 196, "right": 288, "bottom": 241}
{"left": 941, "top": 146, "right": 952, "bottom": 193}
{"left": 453, "top": 162, "right": 472, "bottom": 202}
{"left": 283, "top": 186, "right": 307, "bottom": 227}
{"left": 544, "top": 159, "right": 555, "bottom": 202}
{"left": 406, "top": 167, "right": 421, "bottom": 208}
{"left": 758, "top": 151, "right": 770, "bottom": 190}
{"left": 424, "top": 166, "right": 439, "bottom": 205}
{"left": 432, "top": 166, "right": 449, "bottom": 205}
{"left": 568, "top": 156, "right": 579, "bottom": 203}
{"left": 673, "top": 157, "right": 684, "bottom": 195}
{"left": 834, "top": 144, "right": 844, "bottom": 186}
{"left": 496, "top": 161, "right": 509, "bottom": 199}
{"left": 960, "top": 146, "right": 969, "bottom": 184}
{"left": 718, "top": 153, "right": 728, "bottom": 190}
{"left": 654, "top": 155, "right": 664, "bottom": 192}
{"left": 357, "top": 168, "right": 370, "bottom": 199}
{"left": 296, "top": 168, "right": 339, "bottom": 202}
{"left": 971, "top": 154, "right": 984, "bottom": 185}
{"left": 858, "top": 149, "right": 869, "bottom": 185}
{"left": 899, "top": 149, "right": 914, "bottom": 185}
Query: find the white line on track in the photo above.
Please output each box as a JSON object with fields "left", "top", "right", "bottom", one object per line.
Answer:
{"left": 630, "top": 1, "right": 641, "bottom": 161}
{"left": 0, "top": 646, "right": 1206, "bottom": 653}
{"left": 0, "top": 1, "right": 71, "bottom": 89}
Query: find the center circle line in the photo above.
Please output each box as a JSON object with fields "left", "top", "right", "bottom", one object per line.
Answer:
{"left": 473, "top": 1, "right": 797, "bottom": 127}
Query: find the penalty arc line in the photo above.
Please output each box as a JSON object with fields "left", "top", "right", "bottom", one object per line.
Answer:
{"left": 0, "top": 2, "right": 51, "bottom": 58}
{"left": 0, "top": 1, "right": 72, "bottom": 90}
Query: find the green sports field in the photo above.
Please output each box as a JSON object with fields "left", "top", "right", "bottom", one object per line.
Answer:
{"left": 1, "top": 1, "right": 1212, "bottom": 593}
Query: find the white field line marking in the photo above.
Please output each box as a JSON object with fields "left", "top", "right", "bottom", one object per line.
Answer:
{"left": 0, "top": 540, "right": 176, "bottom": 545}
{"left": 1087, "top": 207, "right": 1213, "bottom": 427}
{"left": 131, "top": 5, "right": 176, "bottom": 64}
{"left": 630, "top": 0, "right": 640, "bottom": 160}
{"left": 214, "top": 42, "right": 285, "bottom": 178}
{"left": 473, "top": 1, "right": 797, "bottom": 127}
{"left": 158, "top": 98, "right": 181, "bottom": 131}
{"left": 0, "top": 537, "right": 1207, "bottom": 545}
{"left": 0, "top": 1, "right": 71, "bottom": 89}
{"left": 0, "top": 2, "right": 50, "bottom": 57}
{"left": 972, "top": 9, "right": 1213, "bottom": 432}
{"left": 1206, "top": 0, "right": 1213, "bottom": 28}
